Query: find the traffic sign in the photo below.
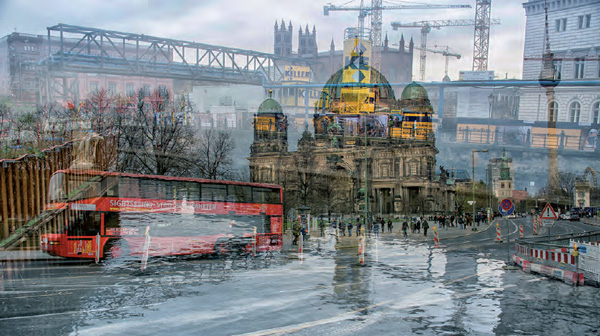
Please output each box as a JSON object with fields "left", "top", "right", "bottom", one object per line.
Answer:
{"left": 540, "top": 202, "right": 558, "bottom": 220}
{"left": 498, "top": 198, "right": 515, "bottom": 216}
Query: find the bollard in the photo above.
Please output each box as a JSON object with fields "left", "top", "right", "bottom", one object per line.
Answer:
{"left": 358, "top": 227, "right": 365, "bottom": 264}
{"left": 433, "top": 226, "right": 439, "bottom": 248}
{"left": 140, "top": 226, "right": 151, "bottom": 272}
{"left": 496, "top": 223, "right": 502, "bottom": 242}
{"left": 533, "top": 217, "right": 538, "bottom": 235}
{"left": 252, "top": 226, "right": 257, "bottom": 257}
{"left": 299, "top": 233, "right": 303, "bottom": 264}
{"left": 95, "top": 233, "right": 100, "bottom": 264}
{"left": 519, "top": 225, "right": 523, "bottom": 238}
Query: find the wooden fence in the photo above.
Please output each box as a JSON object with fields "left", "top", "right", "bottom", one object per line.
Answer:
{"left": 0, "top": 142, "right": 74, "bottom": 241}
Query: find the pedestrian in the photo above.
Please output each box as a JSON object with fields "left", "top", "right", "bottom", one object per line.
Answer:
{"left": 387, "top": 218, "right": 393, "bottom": 233}
{"left": 319, "top": 219, "right": 325, "bottom": 237}
{"left": 292, "top": 222, "right": 300, "bottom": 245}
{"left": 416, "top": 219, "right": 421, "bottom": 234}
{"left": 373, "top": 221, "right": 380, "bottom": 238}
{"left": 300, "top": 225, "right": 307, "bottom": 242}
{"left": 422, "top": 219, "right": 429, "bottom": 237}
{"left": 402, "top": 219, "right": 408, "bottom": 237}
{"left": 347, "top": 221, "right": 353, "bottom": 237}
{"left": 339, "top": 221, "right": 346, "bottom": 236}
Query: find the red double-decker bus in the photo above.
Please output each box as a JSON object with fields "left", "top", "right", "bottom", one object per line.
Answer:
{"left": 41, "top": 169, "right": 283, "bottom": 260}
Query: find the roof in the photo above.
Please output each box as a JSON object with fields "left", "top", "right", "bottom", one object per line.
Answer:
{"left": 257, "top": 97, "right": 283, "bottom": 114}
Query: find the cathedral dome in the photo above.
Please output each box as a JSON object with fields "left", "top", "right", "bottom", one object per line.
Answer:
{"left": 257, "top": 97, "right": 283, "bottom": 114}
{"left": 400, "top": 82, "right": 430, "bottom": 101}
{"left": 317, "top": 66, "right": 397, "bottom": 114}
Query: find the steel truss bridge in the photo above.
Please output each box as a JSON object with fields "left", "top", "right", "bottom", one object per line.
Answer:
{"left": 40, "top": 24, "right": 314, "bottom": 103}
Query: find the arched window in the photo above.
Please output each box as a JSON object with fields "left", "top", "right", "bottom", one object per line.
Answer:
{"left": 569, "top": 101, "right": 581, "bottom": 123}
{"left": 592, "top": 101, "right": 600, "bottom": 124}
{"left": 548, "top": 101, "right": 558, "bottom": 122}
{"left": 501, "top": 182, "right": 505, "bottom": 188}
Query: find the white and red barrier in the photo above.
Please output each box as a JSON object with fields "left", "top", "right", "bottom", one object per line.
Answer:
{"left": 495, "top": 223, "right": 502, "bottom": 242}
{"left": 433, "top": 227, "right": 439, "bottom": 248}
{"left": 519, "top": 225, "right": 523, "bottom": 238}
{"left": 533, "top": 217, "right": 538, "bottom": 235}
{"left": 513, "top": 255, "right": 583, "bottom": 286}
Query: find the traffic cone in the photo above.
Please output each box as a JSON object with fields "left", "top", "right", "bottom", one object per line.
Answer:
{"left": 533, "top": 217, "right": 538, "bottom": 235}
{"left": 433, "top": 227, "right": 439, "bottom": 248}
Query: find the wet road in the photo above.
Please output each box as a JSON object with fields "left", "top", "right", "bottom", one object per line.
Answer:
{"left": 2, "top": 218, "right": 600, "bottom": 335}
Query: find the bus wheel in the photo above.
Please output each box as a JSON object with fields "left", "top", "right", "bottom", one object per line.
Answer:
{"left": 103, "top": 239, "right": 130, "bottom": 260}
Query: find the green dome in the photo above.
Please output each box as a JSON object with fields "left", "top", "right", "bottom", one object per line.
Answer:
{"left": 258, "top": 97, "right": 283, "bottom": 114}
{"left": 400, "top": 82, "right": 430, "bottom": 101}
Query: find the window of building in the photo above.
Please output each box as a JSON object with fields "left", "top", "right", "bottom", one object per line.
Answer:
{"left": 89, "top": 81, "right": 99, "bottom": 94}
{"left": 578, "top": 14, "right": 591, "bottom": 29}
{"left": 548, "top": 101, "right": 557, "bottom": 122}
{"left": 501, "top": 182, "right": 505, "bottom": 188}
{"left": 574, "top": 58, "right": 585, "bottom": 79}
{"left": 569, "top": 101, "right": 581, "bottom": 123}
{"left": 592, "top": 102, "right": 600, "bottom": 124}
{"left": 126, "top": 83, "right": 134, "bottom": 96}
{"left": 108, "top": 82, "right": 117, "bottom": 96}
{"left": 552, "top": 60, "right": 562, "bottom": 80}
{"left": 555, "top": 18, "right": 567, "bottom": 32}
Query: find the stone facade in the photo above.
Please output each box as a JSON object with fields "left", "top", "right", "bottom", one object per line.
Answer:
{"left": 519, "top": 0, "right": 600, "bottom": 123}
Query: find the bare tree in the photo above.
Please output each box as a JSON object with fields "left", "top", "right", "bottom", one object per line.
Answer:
{"left": 193, "top": 128, "right": 235, "bottom": 180}
{"left": 118, "top": 89, "right": 197, "bottom": 176}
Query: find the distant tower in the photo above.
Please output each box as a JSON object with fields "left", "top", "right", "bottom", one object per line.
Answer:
{"left": 298, "top": 24, "right": 318, "bottom": 58}
{"left": 274, "top": 20, "right": 292, "bottom": 57}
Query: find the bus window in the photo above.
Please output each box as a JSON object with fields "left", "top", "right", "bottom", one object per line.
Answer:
{"left": 120, "top": 177, "right": 141, "bottom": 198}
{"left": 68, "top": 211, "right": 101, "bottom": 236}
{"left": 252, "top": 187, "right": 281, "bottom": 204}
{"left": 103, "top": 175, "right": 118, "bottom": 197}
{"left": 232, "top": 185, "right": 251, "bottom": 203}
{"left": 202, "top": 184, "right": 227, "bottom": 201}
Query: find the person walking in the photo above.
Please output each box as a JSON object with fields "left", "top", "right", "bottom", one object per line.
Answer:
{"left": 402, "top": 219, "right": 408, "bottom": 237}
{"left": 339, "top": 221, "right": 346, "bottom": 236}
{"left": 319, "top": 219, "right": 325, "bottom": 237}
{"left": 347, "top": 221, "right": 353, "bottom": 237}
{"left": 387, "top": 219, "right": 393, "bottom": 233}
{"left": 416, "top": 219, "right": 421, "bottom": 234}
{"left": 373, "top": 221, "right": 380, "bottom": 238}
{"left": 292, "top": 222, "right": 300, "bottom": 245}
{"left": 422, "top": 219, "right": 429, "bottom": 237}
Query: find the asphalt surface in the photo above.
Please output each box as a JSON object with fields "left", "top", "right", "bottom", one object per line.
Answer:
{"left": 2, "top": 216, "right": 600, "bottom": 335}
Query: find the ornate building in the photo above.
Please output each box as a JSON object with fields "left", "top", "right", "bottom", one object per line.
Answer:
{"left": 249, "top": 50, "right": 455, "bottom": 216}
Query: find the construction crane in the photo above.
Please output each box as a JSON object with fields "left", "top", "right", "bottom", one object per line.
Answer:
{"left": 323, "top": 1, "right": 471, "bottom": 74}
{"left": 414, "top": 45, "right": 461, "bottom": 81}
{"left": 473, "top": 0, "right": 492, "bottom": 71}
{"left": 391, "top": 19, "right": 500, "bottom": 80}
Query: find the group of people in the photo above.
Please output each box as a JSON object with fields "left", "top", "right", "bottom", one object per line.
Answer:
{"left": 431, "top": 213, "right": 488, "bottom": 230}
{"left": 400, "top": 217, "right": 430, "bottom": 237}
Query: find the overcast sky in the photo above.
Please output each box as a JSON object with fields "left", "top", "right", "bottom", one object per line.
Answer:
{"left": 0, "top": 0, "right": 527, "bottom": 81}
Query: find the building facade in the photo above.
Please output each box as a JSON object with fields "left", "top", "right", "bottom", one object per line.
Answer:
{"left": 249, "top": 71, "right": 455, "bottom": 217}
{"left": 487, "top": 149, "right": 515, "bottom": 199}
{"left": 519, "top": 0, "right": 600, "bottom": 123}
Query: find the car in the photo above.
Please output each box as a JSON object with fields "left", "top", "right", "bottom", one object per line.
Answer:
{"left": 559, "top": 213, "right": 569, "bottom": 220}
{"left": 507, "top": 213, "right": 517, "bottom": 219}
{"left": 569, "top": 213, "right": 580, "bottom": 221}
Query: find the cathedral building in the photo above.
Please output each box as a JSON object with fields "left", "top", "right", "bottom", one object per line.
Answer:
{"left": 249, "top": 39, "right": 455, "bottom": 217}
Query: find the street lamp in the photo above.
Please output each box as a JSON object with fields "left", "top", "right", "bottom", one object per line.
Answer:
{"left": 487, "top": 93, "right": 494, "bottom": 144}
{"left": 472, "top": 149, "right": 489, "bottom": 230}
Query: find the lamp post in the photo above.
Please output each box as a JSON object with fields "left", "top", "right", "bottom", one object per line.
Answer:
{"left": 472, "top": 149, "right": 489, "bottom": 230}
{"left": 487, "top": 93, "right": 494, "bottom": 144}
